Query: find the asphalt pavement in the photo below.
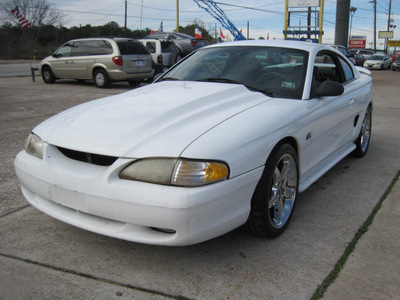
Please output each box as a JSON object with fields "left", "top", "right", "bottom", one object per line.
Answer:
{"left": 0, "top": 65, "right": 399, "bottom": 299}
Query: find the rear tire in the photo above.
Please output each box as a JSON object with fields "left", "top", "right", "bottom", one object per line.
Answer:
{"left": 41, "top": 66, "right": 56, "bottom": 84}
{"left": 353, "top": 106, "right": 372, "bottom": 157}
{"left": 128, "top": 80, "right": 140, "bottom": 88}
{"left": 246, "top": 143, "right": 298, "bottom": 237}
{"left": 94, "top": 69, "right": 110, "bottom": 88}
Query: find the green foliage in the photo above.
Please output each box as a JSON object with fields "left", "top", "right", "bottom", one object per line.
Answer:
{"left": 0, "top": 19, "right": 216, "bottom": 59}
{"left": 0, "top": 22, "right": 153, "bottom": 59}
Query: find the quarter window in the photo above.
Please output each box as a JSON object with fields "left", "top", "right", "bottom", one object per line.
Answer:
{"left": 90, "top": 40, "right": 113, "bottom": 55}
{"left": 339, "top": 57, "right": 354, "bottom": 82}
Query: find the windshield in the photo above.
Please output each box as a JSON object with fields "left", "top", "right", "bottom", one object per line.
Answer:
{"left": 158, "top": 46, "right": 308, "bottom": 99}
{"left": 369, "top": 55, "right": 384, "bottom": 61}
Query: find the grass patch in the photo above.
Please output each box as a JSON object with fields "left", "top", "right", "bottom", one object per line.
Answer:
{"left": 311, "top": 170, "right": 400, "bottom": 299}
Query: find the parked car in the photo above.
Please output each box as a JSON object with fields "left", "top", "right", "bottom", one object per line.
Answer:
{"left": 350, "top": 53, "right": 367, "bottom": 66}
{"left": 350, "top": 49, "right": 374, "bottom": 59}
{"left": 15, "top": 40, "right": 373, "bottom": 246}
{"left": 392, "top": 58, "right": 400, "bottom": 71}
{"left": 363, "top": 54, "right": 392, "bottom": 69}
{"left": 145, "top": 32, "right": 207, "bottom": 56}
{"left": 327, "top": 44, "right": 355, "bottom": 64}
{"left": 390, "top": 51, "right": 400, "bottom": 62}
{"left": 139, "top": 39, "right": 181, "bottom": 74}
{"left": 40, "top": 37, "right": 154, "bottom": 88}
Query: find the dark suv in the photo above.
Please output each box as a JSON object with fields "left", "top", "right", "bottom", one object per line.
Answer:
{"left": 40, "top": 38, "right": 154, "bottom": 88}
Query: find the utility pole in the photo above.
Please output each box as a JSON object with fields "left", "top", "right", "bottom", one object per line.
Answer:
{"left": 247, "top": 21, "right": 249, "bottom": 40}
{"left": 176, "top": 0, "right": 179, "bottom": 32}
{"left": 307, "top": 7, "right": 311, "bottom": 39}
{"left": 386, "top": 0, "right": 392, "bottom": 53}
{"left": 369, "top": 0, "right": 377, "bottom": 52}
{"left": 124, "top": 0, "right": 127, "bottom": 36}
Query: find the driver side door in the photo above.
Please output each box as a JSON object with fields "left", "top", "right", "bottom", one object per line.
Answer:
{"left": 305, "top": 51, "right": 359, "bottom": 174}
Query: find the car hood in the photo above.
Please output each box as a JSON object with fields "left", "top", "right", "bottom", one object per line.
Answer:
{"left": 364, "top": 59, "right": 382, "bottom": 63}
{"left": 34, "top": 81, "right": 268, "bottom": 158}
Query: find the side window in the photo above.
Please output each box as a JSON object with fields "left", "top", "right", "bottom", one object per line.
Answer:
{"left": 339, "top": 56, "right": 354, "bottom": 82}
{"left": 314, "top": 51, "right": 354, "bottom": 84}
{"left": 314, "top": 52, "right": 339, "bottom": 82}
{"left": 145, "top": 42, "right": 156, "bottom": 53}
{"left": 70, "top": 41, "right": 91, "bottom": 56}
{"left": 55, "top": 43, "right": 73, "bottom": 57}
{"left": 90, "top": 40, "right": 113, "bottom": 55}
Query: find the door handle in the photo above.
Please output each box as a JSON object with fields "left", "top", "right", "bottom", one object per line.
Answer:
{"left": 349, "top": 98, "right": 356, "bottom": 106}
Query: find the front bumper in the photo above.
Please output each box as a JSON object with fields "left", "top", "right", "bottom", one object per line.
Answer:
{"left": 363, "top": 64, "right": 382, "bottom": 70}
{"left": 14, "top": 145, "right": 262, "bottom": 246}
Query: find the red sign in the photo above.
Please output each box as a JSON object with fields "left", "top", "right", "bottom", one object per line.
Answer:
{"left": 349, "top": 38, "right": 366, "bottom": 49}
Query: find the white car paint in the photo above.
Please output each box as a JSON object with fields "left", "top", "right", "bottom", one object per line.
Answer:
{"left": 14, "top": 40, "right": 373, "bottom": 246}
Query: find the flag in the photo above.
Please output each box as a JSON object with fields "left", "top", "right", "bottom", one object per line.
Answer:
{"left": 11, "top": 6, "right": 31, "bottom": 28}
{"left": 157, "top": 21, "right": 163, "bottom": 33}
{"left": 195, "top": 26, "right": 203, "bottom": 39}
{"left": 267, "top": 32, "right": 269, "bottom": 40}
{"left": 150, "top": 21, "right": 163, "bottom": 34}
{"left": 220, "top": 28, "right": 226, "bottom": 39}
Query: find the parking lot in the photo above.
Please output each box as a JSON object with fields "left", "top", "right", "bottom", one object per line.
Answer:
{"left": 0, "top": 70, "right": 399, "bottom": 299}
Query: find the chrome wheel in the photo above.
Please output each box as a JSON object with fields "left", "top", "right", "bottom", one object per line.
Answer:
{"left": 268, "top": 153, "right": 297, "bottom": 229}
{"left": 360, "top": 109, "right": 371, "bottom": 153}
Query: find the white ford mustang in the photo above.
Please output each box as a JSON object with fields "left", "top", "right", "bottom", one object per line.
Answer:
{"left": 14, "top": 40, "right": 373, "bottom": 246}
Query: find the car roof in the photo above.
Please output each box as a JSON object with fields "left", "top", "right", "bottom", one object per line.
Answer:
{"left": 68, "top": 37, "right": 139, "bottom": 42}
{"left": 205, "top": 40, "right": 337, "bottom": 54}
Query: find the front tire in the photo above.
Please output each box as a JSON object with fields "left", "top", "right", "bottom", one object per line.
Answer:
{"left": 41, "top": 66, "right": 56, "bottom": 84}
{"left": 353, "top": 106, "right": 372, "bottom": 157}
{"left": 246, "top": 143, "right": 298, "bottom": 237}
{"left": 93, "top": 69, "right": 110, "bottom": 88}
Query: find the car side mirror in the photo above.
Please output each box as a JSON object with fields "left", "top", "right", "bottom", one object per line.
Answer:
{"left": 312, "top": 80, "right": 344, "bottom": 98}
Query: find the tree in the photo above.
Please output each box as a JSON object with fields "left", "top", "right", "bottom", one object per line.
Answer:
{"left": 178, "top": 20, "right": 215, "bottom": 44}
{"left": 0, "top": 0, "right": 66, "bottom": 27}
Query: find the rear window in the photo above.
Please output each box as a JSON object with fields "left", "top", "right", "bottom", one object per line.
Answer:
{"left": 117, "top": 41, "right": 149, "bottom": 55}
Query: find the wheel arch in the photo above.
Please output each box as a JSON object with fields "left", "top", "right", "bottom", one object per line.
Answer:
{"left": 40, "top": 63, "right": 53, "bottom": 73}
{"left": 264, "top": 136, "right": 300, "bottom": 177}
{"left": 92, "top": 65, "right": 108, "bottom": 78}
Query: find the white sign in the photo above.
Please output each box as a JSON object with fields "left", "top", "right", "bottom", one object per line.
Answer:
{"left": 288, "top": 0, "right": 320, "bottom": 7}
{"left": 378, "top": 31, "right": 394, "bottom": 39}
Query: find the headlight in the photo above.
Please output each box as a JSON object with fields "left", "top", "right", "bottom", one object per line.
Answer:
{"left": 119, "top": 158, "right": 229, "bottom": 187}
{"left": 25, "top": 133, "right": 44, "bottom": 159}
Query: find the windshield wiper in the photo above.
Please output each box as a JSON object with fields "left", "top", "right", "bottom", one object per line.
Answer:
{"left": 245, "top": 85, "right": 274, "bottom": 97}
{"left": 196, "top": 77, "right": 243, "bottom": 85}
{"left": 157, "top": 77, "right": 181, "bottom": 82}
{"left": 196, "top": 77, "right": 274, "bottom": 97}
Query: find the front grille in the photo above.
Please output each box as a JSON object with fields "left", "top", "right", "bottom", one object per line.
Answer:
{"left": 57, "top": 147, "right": 118, "bottom": 166}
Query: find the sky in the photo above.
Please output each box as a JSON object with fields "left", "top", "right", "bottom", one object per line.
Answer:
{"left": 5, "top": 0, "right": 400, "bottom": 49}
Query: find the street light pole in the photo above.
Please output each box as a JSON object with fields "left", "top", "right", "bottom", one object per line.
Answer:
{"left": 349, "top": 7, "right": 357, "bottom": 47}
